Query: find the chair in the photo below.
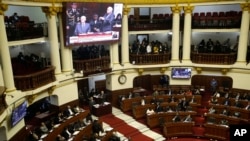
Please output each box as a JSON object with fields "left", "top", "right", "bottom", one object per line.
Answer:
{"left": 199, "top": 12, "right": 206, "bottom": 27}
{"left": 206, "top": 12, "right": 213, "bottom": 27}
{"left": 192, "top": 12, "right": 200, "bottom": 27}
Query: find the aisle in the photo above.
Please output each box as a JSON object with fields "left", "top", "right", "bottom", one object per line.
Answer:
{"left": 99, "top": 107, "right": 166, "bottom": 141}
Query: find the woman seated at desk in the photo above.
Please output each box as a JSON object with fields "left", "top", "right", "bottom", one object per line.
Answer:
{"left": 146, "top": 107, "right": 155, "bottom": 115}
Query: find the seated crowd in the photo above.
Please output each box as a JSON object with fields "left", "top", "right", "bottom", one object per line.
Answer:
{"left": 197, "top": 38, "right": 237, "bottom": 54}
{"left": 72, "top": 45, "right": 109, "bottom": 60}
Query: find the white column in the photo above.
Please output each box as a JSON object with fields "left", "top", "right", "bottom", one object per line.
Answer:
{"left": 58, "top": 13, "right": 73, "bottom": 73}
{"left": 43, "top": 7, "right": 62, "bottom": 74}
{"left": 236, "top": 4, "right": 249, "bottom": 64}
{"left": 182, "top": 6, "right": 193, "bottom": 63}
{"left": 171, "top": 6, "right": 182, "bottom": 62}
{"left": 112, "top": 42, "right": 119, "bottom": 65}
{"left": 121, "top": 7, "right": 130, "bottom": 65}
{"left": 0, "top": 4, "right": 16, "bottom": 92}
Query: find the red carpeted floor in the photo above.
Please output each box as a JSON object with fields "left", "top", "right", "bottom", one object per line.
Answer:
{"left": 99, "top": 113, "right": 154, "bottom": 141}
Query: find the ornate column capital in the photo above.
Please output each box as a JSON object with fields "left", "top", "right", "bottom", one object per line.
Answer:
{"left": 183, "top": 5, "right": 194, "bottom": 14}
{"left": 0, "top": 3, "right": 8, "bottom": 15}
{"left": 241, "top": 3, "right": 250, "bottom": 11}
{"left": 123, "top": 6, "right": 131, "bottom": 15}
{"left": 171, "top": 5, "right": 182, "bottom": 14}
{"left": 42, "top": 6, "right": 60, "bottom": 17}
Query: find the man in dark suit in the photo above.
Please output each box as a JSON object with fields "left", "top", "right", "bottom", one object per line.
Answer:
{"left": 74, "top": 16, "right": 90, "bottom": 35}
{"left": 99, "top": 6, "right": 115, "bottom": 32}
{"left": 172, "top": 112, "right": 181, "bottom": 122}
{"left": 89, "top": 14, "right": 102, "bottom": 33}
{"left": 64, "top": 105, "right": 75, "bottom": 117}
{"left": 66, "top": 3, "right": 81, "bottom": 36}
{"left": 155, "top": 102, "right": 163, "bottom": 113}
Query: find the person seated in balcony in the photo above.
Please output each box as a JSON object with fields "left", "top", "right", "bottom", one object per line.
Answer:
{"left": 221, "top": 38, "right": 231, "bottom": 53}
{"left": 183, "top": 114, "right": 192, "bottom": 122}
{"left": 198, "top": 39, "right": 206, "bottom": 53}
{"left": 146, "top": 42, "right": 152, "bottom": 54}
{"left": 153, "top": 45, "right": 159, "bottom": 54}
{"left": 10, "top": 12, "right": 20, "bottom": 24}
{"left": 214, "top": 40, "right": 222, "bottom": 53}
{"left": 206, "top": 38, "right": 214, "bottom": 53}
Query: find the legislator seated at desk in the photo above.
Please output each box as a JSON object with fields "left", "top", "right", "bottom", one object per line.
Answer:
{"left": 64, "top": 105, "right": 75, "bottom": 117}
{"left": 56, "top": 134, "right": 66, "bottom": 141}
{"left": 146, "top": 107, "right": 155, "bottom": 116}
{"left": 183, "top": 114, "right": 192, "bottom": 122}
{"left": 155, "top": 102, "right": 164, "bottom": 113}
{"left": 172, "top": 112, "right": 181, "bottom": 122}
{"left": 92, "top": 102, "right": 112, "bottom": 117}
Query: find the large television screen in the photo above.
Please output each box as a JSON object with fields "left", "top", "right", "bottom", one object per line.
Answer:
{"left": 11, "top": 101, "right": 27, "bottom": 127}
{"left": 171, "top": 68, "right": 192, "bottom": 79}
{"left": 63, "top": 2, "right": 123, "bottom": 46}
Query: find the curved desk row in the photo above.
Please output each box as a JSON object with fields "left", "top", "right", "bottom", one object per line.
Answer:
{"left": 43, "top": 110, "right": 90, "bottom": 141}
{"left": 208, "top": 104, "right": 250, "bottom": 121}
{"left": 205, "top": 113, "right": 249, "bottom": 125}
{"left": 146, "top": 111, "right": 197, "bottom": 128}
{"left": 133, "top": 102, "right": 200, "bottom": 119}
{"left": 121, "top": 95, "right": 201, "bottom": 112}
{"left": 163, "top": 122, "right": 230, "bottom": 141}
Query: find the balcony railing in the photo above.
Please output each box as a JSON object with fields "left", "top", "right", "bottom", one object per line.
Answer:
{"left": 14, "top": 66, "right": 56, "bottom": 91}
{"left": 129, "top": 52, "right": 171, "bottom": 65}
{"left": 73, "top": 56, "right": 111, "bottom": 76}
{"left": 191, "top": 52, "right": 237, "bottom": 65}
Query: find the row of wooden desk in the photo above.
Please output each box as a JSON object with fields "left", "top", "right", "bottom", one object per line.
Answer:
{"left": 120, "top": 95, "right": 201, "bottom": 112}
{"left": 208, "top": 103, "right": 250, "bottom": 121}
{"left": 42, "top": 110, "right": 113, "bottom": 141}
{"left": 146, "top": 111, "right": 197, "bottom": 128}
{"left": 132, "top": 102, "right": 200, "bottom": 119}
{"left": 163, "top": 122, "right": 230, "bottom": 141}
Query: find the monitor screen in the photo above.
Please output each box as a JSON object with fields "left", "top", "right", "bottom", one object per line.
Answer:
{"left": 171, "top": 68, "right": 192, "bottom": 79}
{"left": 63, "top": 2, "right": 123, "bottom": 46}
{"left": 11, "top": 101, "right": 27, "bottom": 127}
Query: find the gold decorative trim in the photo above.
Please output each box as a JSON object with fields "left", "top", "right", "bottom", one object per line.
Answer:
{"left": 42, "top": 5, "right": 60, "bottom": 17}
{"left": 183, "top": 5, "right": 194, "bottom": 14}
{"left": 123, "top": 5, "right": 131, "bottom": 15}
{"left": 138, "top": 68, "right": 144, "bottom": 75}
{"left": 48, "top": 86, "right": 56, "bottom": 95}
{"left": 27, "top": 94, "right": 37, "bottom": 104}
{"left": 221, "top": 68, "right": 228, "bottom": 74}
{"left": 160, "top": 67, "right": 166, "bottom": 74}
{"left": 241, "top": 3, "right": 249, "bottom": 11}
{"left": 171, "top": 4, "right": 182, "bottom": 13}
{"left": 195, "top": 67, "right": 202, "bottom": 74}
{"left": 0, "top": 3, "right": 8, "bottom": 15}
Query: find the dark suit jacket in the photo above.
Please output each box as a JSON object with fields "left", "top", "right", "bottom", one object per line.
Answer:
{"left": 101, "top": 13, "right": 115, "bottom": 32}
{"left": 90, "top": 20, "right": 102, "bottom": 32}
{"left": 74, "top": 22, "right": 90, "bottom": 35}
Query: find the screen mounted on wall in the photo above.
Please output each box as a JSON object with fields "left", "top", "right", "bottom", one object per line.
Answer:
{"left": 63, "top": 2, "right": 123, "bottom": 46}
{"left": 171, "top": 68, "right": 192, "bottom": 79}
{"left": 11, "top": 101, "right": 27, "bottom": 127}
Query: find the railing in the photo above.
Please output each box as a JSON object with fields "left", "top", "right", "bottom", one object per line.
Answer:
{"left": 14, "top": 66, "right": 56, "bottom": 91}
{"left": 129, "top": 52, "right": 171, "bottom": 65}
{"left": 73, "top": 56, "right": 111, "bottom": 75}
{"left": 191, "top": 52, "right": 237, "bottom": 65}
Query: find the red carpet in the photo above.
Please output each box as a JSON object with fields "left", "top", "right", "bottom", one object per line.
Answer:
{"left": 100, "top": 114, "right": 154, "bottom": 141}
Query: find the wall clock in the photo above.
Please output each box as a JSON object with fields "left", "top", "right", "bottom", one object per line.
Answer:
{"left": 118, "top": 74, "right": 127, "bottom": 84}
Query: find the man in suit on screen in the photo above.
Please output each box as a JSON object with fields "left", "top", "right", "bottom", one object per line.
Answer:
{"left": 74, "top": 16, "right": 90, "bottom": 35}
{"left": 99, "top": 6, "right": 115, "bottom": 32}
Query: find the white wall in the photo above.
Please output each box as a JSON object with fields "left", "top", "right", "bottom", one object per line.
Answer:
{"left": 5, "top": 5, "right": 47, "bottom": 23}
{"left": 88, "top": 74, "right": 106, "bottom": 91}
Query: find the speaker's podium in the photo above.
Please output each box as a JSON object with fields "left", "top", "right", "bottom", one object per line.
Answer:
{"left": 92, "top": 102, "right": 112, "bottom": 117}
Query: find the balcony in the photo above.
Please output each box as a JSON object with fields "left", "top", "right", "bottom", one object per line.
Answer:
{"left": 191, "top": 52, "right": 237, "bottom": 65}
{"left": 129, "top": 52, "right": 171, "bottom": 65}
{"left": 14, "top": 66, "right": 56, "bottom": 91}
{"left": 73, "top": 56, "right": 111, "bottom": 76}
